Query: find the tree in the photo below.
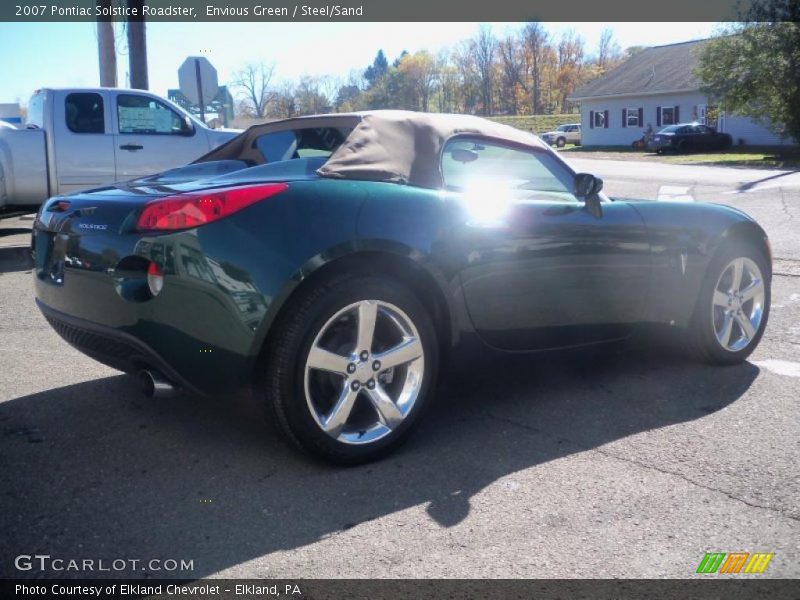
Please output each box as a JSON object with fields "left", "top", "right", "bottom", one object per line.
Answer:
{"left": 696, "top": 0, "right": 800, "bottom": 143}
{"left": 473, "top": 25, "right": 497, "bottom": 115}
{"left": 555, "top": 30, "right": 586, "bottom": 114}
{"left": 395, "top": 51, "right": 439, "bottom": 111}
{"left": 364, "top": 50, "right": 389, "bottom": 87}
{"left": 596, "top": 28, "right": 622, "bottom": 73}
{"left": 498, "top": 32, "right": 525, "bottom": 114}
{"left": 521, "top": 22, "right": 551, "bottom": 114}
{"left": 232, "top": 62, "right": 275, "bottom": 118}
{"left": 295, "top": 75, "right": 330, "bottom": 115}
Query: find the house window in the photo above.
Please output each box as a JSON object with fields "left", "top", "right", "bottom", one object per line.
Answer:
{"left": 593, "top": 111, "right": 605, "bottom": 128}
{"left": 661, "top": 106, "right": 676, "bottom": 125}
{"left": 625, "top": 108, "right": 641, "bottom": 127}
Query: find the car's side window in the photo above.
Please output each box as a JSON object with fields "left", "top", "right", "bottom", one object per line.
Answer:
{"left": 117, "top": 94, "right": 186, "bottom": 135}
{"left": 65, "top": 93, "right": 105, "bottom": 134}
{"left": 441, "top": 137, "right": 580, "bottom": 203}
{"left": 252, "top": 127, "right": 351, "bottom": 163}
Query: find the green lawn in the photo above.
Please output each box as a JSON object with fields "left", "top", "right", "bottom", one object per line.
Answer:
{"left": 660, "top": 151, "right": 800, "bottom": 169}
{"left": 559, "top": 145, "right": 800, "bottom": 169}
{"left": 488, "top": 114, "right": 579, "bottom": 135}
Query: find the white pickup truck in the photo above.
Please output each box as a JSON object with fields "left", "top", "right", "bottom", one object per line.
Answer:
{"left": 0, "top": 87, "right": 238, "bottom": 213}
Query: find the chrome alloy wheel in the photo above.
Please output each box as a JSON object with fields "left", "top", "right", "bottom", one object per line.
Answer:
{"left": 303, "top": 300, "right": 425, "bottom": 445}
{"left": 711, "top": 257, "right": 765, "bottom": 352}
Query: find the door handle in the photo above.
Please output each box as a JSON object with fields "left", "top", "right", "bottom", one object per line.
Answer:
{"left": 119, "top": 144, "right": 143, "bottom": 151}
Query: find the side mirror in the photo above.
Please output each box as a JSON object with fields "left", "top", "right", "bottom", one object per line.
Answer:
{"left": 574, "top": 173, "right": 603, "bottom": 198}
{"left": 181, "top": 116, "right": 195, "bottom": 136}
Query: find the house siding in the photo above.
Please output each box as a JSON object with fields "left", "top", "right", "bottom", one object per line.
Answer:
{"left": 579, "top": 92, "right": 790, "bottom": 147}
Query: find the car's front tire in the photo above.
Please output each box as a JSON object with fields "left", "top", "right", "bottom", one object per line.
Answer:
{"left": 687, "top": 242, "right": 770, "bottom": 365}
{"left": 263, "top": 274, "right": 438, "bottom": 464}
{"left": 556, "top": 137, "right": 566, "bottom": 148}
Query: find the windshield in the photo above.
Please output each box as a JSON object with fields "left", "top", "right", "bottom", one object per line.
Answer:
{"left": 659, "top": 125, "right": 681, "bottom": 134}
{"left": 556, "top": 125, "right": 569, "bottom": 131}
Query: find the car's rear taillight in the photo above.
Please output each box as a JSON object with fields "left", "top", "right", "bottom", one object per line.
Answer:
{"left": 135, "top": 183, "right": 288, "bottom": 231}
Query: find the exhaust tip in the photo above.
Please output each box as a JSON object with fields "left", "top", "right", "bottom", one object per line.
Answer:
{"left": 138, "top": 370, "right": 178, "bottom": 399}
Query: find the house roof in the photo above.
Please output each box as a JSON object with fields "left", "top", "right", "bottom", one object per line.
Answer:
{"left": 570, "top": 39, "right": 712, "bottom": 101}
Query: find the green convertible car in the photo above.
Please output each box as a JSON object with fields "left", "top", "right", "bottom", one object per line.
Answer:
{"left": 32, "top": 111, "right": 771, "bottom": 463}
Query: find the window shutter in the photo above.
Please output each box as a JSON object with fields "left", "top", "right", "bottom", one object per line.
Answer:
{"left": 674, "top": 105, "right": 680, "bottom": 123}
{"left": 589, "top": 110, "right": 594, "bottom": 129}
{"left": 603, "top": 110, "right": 609, "bottom": 128}
{"left": 656, "top": 107, "right": 662, "bottom": 127}
{"left": 638, "top": 107, "right": 644, "bottom": 127}
{"left": 622, "top": 108, "right": 627, "bottom": 128}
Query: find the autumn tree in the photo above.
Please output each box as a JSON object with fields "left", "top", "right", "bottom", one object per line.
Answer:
{"left": 472, "top": 25, "right": 497, "bottom": 115}
{"left": 521, "top": 22, "right": 551, "bottom": 115}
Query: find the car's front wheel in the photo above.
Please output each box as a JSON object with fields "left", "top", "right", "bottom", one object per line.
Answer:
{"left": 556, "top": 137, "right": 566, "bottom": 148}
{"left": 263, "top": 275, "right": 438, "bottom": 464}
{"left": 687, "top": 242, "right": 770, "bottom": 365}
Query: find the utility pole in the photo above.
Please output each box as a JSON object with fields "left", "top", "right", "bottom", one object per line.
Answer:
{"left": 126, "top": 0, "right": 148, "bottom": 89}
{"left": 96, "top": 0, "right": 117, "bottom": 87}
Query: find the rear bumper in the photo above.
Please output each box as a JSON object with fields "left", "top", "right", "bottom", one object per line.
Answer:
{"left": 36, "top": 299, "right": 206, "bottom": 396}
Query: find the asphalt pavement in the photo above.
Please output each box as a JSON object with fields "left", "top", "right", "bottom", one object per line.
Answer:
{"left": 0, "top": 159, "right": 798, "bottom": 579}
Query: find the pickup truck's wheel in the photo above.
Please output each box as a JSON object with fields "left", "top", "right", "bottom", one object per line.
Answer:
{"left": 687, "top": 242, "right": 770, "bottom": 365}
{"left": 263, "top": 275, "right": 437, "bottom": 464}
{"left": 556, "top": 137, "right": 567, "bottom": 148}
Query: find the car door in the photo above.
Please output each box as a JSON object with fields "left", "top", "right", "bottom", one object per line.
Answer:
{"left": 447, "top": 137, "right": 652, "bottom": 351}
{"left": 696, "top": 125, "right": 718, "bottom": 150}
{"left": 113, "top": 92, "right": 209, "bottom": 179}
{"left": 52, "top": 90, "right": 116, "bottom": 194}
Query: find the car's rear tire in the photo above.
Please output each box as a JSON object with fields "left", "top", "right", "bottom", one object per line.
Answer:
{"left": 686, "top": 241, "right": 770, "bottom": 365}
{"left": 556, "top": 137, "right": 566, "bottom": 148}
{"left": 262, "top": 274, "right": 438, "bottom": 464}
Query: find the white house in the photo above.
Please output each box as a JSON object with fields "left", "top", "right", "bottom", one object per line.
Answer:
{"left": 569, "top": 39, "right": 790, "bottom": 147}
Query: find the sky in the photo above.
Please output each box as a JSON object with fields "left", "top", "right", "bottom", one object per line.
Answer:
{"left": 0, "top": 22, "right": 725, "bottom": 105}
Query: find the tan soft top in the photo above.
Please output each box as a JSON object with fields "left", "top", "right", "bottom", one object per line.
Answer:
{"left": 200, "top": 110, "right": 547, "bottom": 189}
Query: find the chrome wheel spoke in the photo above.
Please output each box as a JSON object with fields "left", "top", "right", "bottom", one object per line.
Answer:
{"left": 307, "top": 345, "right": 350, "bottom": 376}
{"left": 735, "top": 312, "right": 756, "bottom": 341}
{"left": 713, "top": 289, "right": 729, "bottom": 307}
{"left": 322, "top": 384, "right": 359, "bottom": 437}
{"left": 374, "top": 337, "right": 423, "bottom": 370}
{"left": 740, "top": 279, "right": 763, "bottom": 303}
{"left": 717, "top": 312, "right": 734, "bottom": 347}
{"left": 365, "top": 383, "right": 404, "bottom": 429}
{"left": 730, "top": 258, "right": 744, "bottom": 292}
{"left": 356, "top": 301, "right": 378, "bottom": 354}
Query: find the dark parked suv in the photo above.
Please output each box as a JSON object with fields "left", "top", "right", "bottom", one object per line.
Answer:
{"left": 649, "top": 123, "right": 733, "bottom": 153}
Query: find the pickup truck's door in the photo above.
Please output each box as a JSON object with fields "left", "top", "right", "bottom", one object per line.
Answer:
{"left": 446, "top": 137, "right": 651, "bottom": 351}
{"left": 112, "top": 93, "right": 210, "bottom": 179}
{"left": 52, "top": 91, "right": 116, "bottom": 194}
